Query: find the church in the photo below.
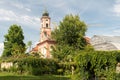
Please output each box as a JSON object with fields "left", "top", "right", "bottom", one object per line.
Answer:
{"left": 31, "top": 11, "right": 55, "bottom": 58}
{"left": 31, "top": 11, "right": 91, "bottom": 58}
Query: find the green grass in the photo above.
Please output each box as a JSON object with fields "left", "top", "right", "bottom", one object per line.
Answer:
{"left": 0, "top": 72, "right": 70, "bottom": 80}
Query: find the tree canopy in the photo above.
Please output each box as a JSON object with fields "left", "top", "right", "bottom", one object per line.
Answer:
{"left": 52, "top": 14, "right": 87, "bottom": 61}
{"left": 2, "top": 24, "right": 25, "bottom": 57}
{"left": 52, "top": 14, "right": 87, "bottom": 50}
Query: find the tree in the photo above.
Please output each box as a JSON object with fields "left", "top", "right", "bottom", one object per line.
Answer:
{"left": 52, "top": 14, "right": 87, "bottom": 50}
{"left": 52, "top": 14, "right": 87, "bottom": 60}
{"left": 27, "top": 41, "right": 32, "bottom": 52}
{"left": 51, "top": 14, "right": 87, "bottom": 75}
{"left": 73, "top": 50, "right": 119, "bottom": 80}
{"left": 2, "top": 24, "right": 25, "bottom": 57}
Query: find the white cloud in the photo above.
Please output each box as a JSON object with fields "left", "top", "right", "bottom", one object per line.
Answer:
{"left": 113, "top": 0, "right": 120, "bottom": 16}
{"left": 25, "top": 8, "right": 31, "bottom": 12}
{"left": 0, "top": 43, "right": 4, "bottom": 56}
{"left": 113, "top": 29, "right": 120, "bottom": 33}
{"left": 12, "top": 3, "right": 31, "bottom": 12}
{"left": 12, "top": 3, "right": 24, "bottom": 9}
{"left": 0, "top": 9, "right": 39, "bottom": 27}
{"left": 116, "top": 0, "right": 120, "bottom": 3}
{"left": 0, "top": 9, "right": 17, "bottom": 21}
{"left": 20, "top": 15, "right": 39, "bottom": 25}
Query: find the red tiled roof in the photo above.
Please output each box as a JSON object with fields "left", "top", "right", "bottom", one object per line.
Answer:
{"left": 37, "top": 40, "right": 56, "bottom": 46}
{"left": 31, "top": 46, "right": 38, "bottom": 52}
{"left": 84, "top": 36, "right": 90, "bottom": 44}
{"left": 31, "top": 40, "right": 56, "bottom": 52}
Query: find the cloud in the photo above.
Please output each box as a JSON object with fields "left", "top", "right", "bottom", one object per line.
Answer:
{"left": 0, "top": 9, "right": 39, "bottom": 27}
{"left": 113, "top": 0, "right": 120, "bottom": 16}
{"left": 113, "top": 29, "right": 120, "bottom": 33}
{"left": 0, "top": 43, "right": 4, "bottom": 56}
{"left": 12, "top": 3, "right": 24, "bottom": 9}
{"left": 87, "top": 23, "right": 105, "bottom": 27}
{"left": 25, "top": 8, "right": 31, "bottom": 12}
{"left": 11, "top": 2, "right": 31, "bottom": 12}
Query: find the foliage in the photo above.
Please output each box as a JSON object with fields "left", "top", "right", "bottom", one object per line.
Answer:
{"left": 2, "top": 24, "right": 25, "bottom": 57}
{"left": 52, "top": 44, "right": 74, "bottom": 61}
{"left": 51, "top": 14, "right": 88, "bottom": 76}
{"left": 30, "top": 52, "right": 43, "bottom": 57}
{"left": 0, "top": 56, "right": 59, "bottom": 75}
{"left": 3, "top": 56, "right": 59, "bottom": 75}
{"left": 26, "top": 41, "right": 32, "bottom": 52}
{"left": 52, "top": 14, "right": 87, "bottom": 50}
{"left": 52, "top": 14, "right": 87, "bottom": 61}
{"left": 73, "top": 50, "right": 120, "bottom": 80}
{"left": 58, "top": 61, "right": 76, "bottom": 75}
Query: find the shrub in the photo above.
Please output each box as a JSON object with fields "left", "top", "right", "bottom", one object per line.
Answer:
{"left": 15, "top": 56, "right": 58, "bottom": 75}
{"left": 73, "top": 50, "right": 120, "bottom": 80}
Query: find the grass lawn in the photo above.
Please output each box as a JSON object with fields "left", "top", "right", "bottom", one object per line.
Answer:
{"left": 0, "top": 72, "right": 70, "bottom": 80}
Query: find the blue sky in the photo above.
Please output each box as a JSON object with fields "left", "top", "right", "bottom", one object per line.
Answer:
{"left": 0, "top": 0, "right": 120, "bottom": 54}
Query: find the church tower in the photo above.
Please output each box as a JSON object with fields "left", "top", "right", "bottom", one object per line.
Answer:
{"left": 40, "top": 10, "right": 51, "bottom": 42}
{"left": 31, "top": 10, "right": 55, "bottom": 58}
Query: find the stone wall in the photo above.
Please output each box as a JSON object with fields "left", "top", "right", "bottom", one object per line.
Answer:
{"left": 1, "top": 62, "right": 13, "bottom": 69}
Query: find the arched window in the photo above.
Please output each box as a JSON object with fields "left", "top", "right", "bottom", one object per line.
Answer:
{"left": 41, "top": 47, "right": 47, "bottom": 58}
{"left": 46, "top": 23, "right": 48, "bottom": 28}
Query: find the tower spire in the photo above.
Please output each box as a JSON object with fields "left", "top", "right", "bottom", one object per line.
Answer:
{"left": 42, "top": 8, "right": 49, "bottom": 16}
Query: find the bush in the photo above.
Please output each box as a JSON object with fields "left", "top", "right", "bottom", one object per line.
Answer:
{"left": 1, "top": 56, "right": 59, "bottom": 75}
{"left": 57, "top": 69, "right": 63, "bottom": 75}
{"left": 58, "top": 62, "right": 76, "bottom": 75}
{"left": 9, "top": 66, "right": 18, "bottom": 73}
{"left": 73, "top": 50, "right": 120, "bottom": 80}
{"left": 116, "top": 73, "right": 120, "bottom": 80}
{"left": 15, "top": 56, "right": 59, "bottom": 75}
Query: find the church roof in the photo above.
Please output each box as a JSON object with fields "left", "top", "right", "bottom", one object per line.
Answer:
{"left": 31, "top": 46, "right": 38, "bottom": 52}
{"left": 37, "top": 40, "right": 56, "bottom": 46}
{"left": 84, "top": 36, "right": 90, "bottom": 44}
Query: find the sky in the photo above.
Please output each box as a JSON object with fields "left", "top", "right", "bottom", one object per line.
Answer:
{"left": 0, "top": 0, "right": 120, "bottom": 55}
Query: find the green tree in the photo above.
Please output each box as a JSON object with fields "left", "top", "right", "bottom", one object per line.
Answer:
{"left": 72, "top": 50, "right": 120, "bottom": 80}
{"left": 52, "top": 14, "right": 87, "bottom": 60}
{"left": 27, "top": 41, "right": 32, "bottom": 52}
{"left": 2, "top": 24, "right": 25, "bottom": 57}
{"left": 51, "top": 14, "right": 87, "bottom": 75}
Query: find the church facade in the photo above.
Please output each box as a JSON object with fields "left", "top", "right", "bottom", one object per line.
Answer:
{"left": 31, "top": 11, "right": 55, "bottom": 58}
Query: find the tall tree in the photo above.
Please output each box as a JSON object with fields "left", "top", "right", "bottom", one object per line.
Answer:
{"left": 2, "top": 24, "right": 25, "bottom": 57}
{"left": 52, "top": 14, "right": 87, "bottom": 49}
{"left": 52, "top": 14, "right": 87, "bottom": 60}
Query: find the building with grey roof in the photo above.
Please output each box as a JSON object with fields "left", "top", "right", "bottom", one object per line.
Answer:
{"left": 90, "top": 35, "right": 120, "bottom": 51}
